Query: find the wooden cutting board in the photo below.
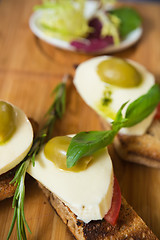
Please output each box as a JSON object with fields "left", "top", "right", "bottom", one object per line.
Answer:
{"left": 0, "top": 0, "right": 160, "bottom": 239}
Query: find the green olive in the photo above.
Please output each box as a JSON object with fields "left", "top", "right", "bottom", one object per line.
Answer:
{"left": 44, "top": 136, "right": 93, "bottom": 172}
{"left": 97, "top": 58, "right": 142, "bottom": 88}
{"left": 0, "top": 101, "right": 16, "bottom": 144}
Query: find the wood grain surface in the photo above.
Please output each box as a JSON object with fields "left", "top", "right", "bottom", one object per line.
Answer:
{"left": 0, "top": 0, "right": 160, "bottom": 239}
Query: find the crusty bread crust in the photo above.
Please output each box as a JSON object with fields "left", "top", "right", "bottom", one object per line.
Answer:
{"left": 0, "top": 118, "right": 38, "bottom": 201}
{"left": 38, "top": 182, "right": 158, "bottom": 240}
{"left": 100, "top": 117, "right": 160, "bottom": 168}
{"left": 0, "top": 168, "right": 17, "bottom": 201}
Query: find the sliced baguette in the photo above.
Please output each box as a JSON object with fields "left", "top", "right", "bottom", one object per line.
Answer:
{"left": 100, "top": 117, "right": 160, "bottom": 168}
{"left": 0, "top": 118, "right": 38, "bottom": 201}
{"left": 38, "top": 182, "right": 158, "bottom": 240}
{"left": 0, "top": 167, "right": 17, "bottom": 201}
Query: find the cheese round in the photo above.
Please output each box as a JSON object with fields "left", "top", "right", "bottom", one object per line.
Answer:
{"left": 73, "top": 56, "right": 155, "bottom": 136}
{"left": 27, "top": 141, "right": 114, "bottom": 223}
{"left": 0, "top": 103, "right": 33, "bottom": 175}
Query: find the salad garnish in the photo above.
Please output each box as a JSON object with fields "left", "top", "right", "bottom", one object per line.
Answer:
{"left": 34, "top": 0, "right": 142, "bottom": 53}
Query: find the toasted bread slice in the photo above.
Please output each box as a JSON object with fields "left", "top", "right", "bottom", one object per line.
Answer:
{"left": 38, "top": 182, "right": 157, "bottom": 240}
{"left": 0, "top": 168, "right": 17, "bottom": 201}
{"left": 100, "top": 117, "right": 160, "bottom": 168}
{"left": 0, "top": 118, "right": 38, "bottom": 201}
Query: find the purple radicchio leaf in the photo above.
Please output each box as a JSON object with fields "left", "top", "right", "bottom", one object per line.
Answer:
{"left": 70, "top": 36, "right": 113, "bottom": 53}
{"left": 87, "top": 17, "right": 102, "bottom": 39}
{"left": 70, "top": 17, "right": 113, "bottom": 53}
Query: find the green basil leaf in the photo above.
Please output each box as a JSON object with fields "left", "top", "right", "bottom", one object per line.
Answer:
{"left": 66, "top": 84, "right": 160, "bottom": 168}
{"left": 67, "top": 130, "right": 116, "bottom": 168}
{"left": 125, "top": 84, "right": 160, "bottom": 127}
{"left": 109, "top": 7, "right": 142, "bottom": 38}
{"left": 67, "top": 102, "right": 128, "bottom": 168}
{"left": 112, "top": 101, "right": 128, "bottom": 132}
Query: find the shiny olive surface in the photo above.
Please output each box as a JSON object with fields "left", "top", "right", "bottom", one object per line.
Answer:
{"left": 44, "top": 136, "right": 93, "bottom": 172}
{"left": 0, "top": 101, "right": 16, "bottom": 144}
{"left": 97, "top": 58, "right": 142, "bottom": 88}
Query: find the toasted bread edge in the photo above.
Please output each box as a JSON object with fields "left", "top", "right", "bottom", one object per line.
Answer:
{"left": 100, "top": 117, "right": 160, "bottom": 168}
{"left": 38, "top": 182, "right": 158, "bottom": 240}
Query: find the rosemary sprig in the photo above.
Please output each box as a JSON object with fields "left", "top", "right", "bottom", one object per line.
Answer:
{"left": 7, "top": 75, "right": 69, "bottom": 240}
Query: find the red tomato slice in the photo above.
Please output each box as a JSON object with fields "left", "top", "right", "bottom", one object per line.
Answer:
{"left": 104, "top": 176, "right": 121, "bottom": 226}
{"left": 154, "top": 103, "right": 160, "bottom": 119}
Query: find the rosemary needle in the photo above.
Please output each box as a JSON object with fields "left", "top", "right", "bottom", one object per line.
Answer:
{"left": 7, "top": 74, "right": 70, "bottom": 240}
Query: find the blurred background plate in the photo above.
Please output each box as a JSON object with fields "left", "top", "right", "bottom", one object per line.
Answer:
{"left": 29, "top": 1, "right": 143, "bottom": 55}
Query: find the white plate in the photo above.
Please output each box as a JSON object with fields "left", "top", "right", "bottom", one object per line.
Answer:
{"left": 29, "top": 2, "right": 143, "bottom": 54}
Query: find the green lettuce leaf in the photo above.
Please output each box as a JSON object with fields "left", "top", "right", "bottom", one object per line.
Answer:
{"left": 35, "top": 0, "right": 91, "bottom": 41}
{"left": 109, "top": 7, "right": 142, "bottom": 38}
